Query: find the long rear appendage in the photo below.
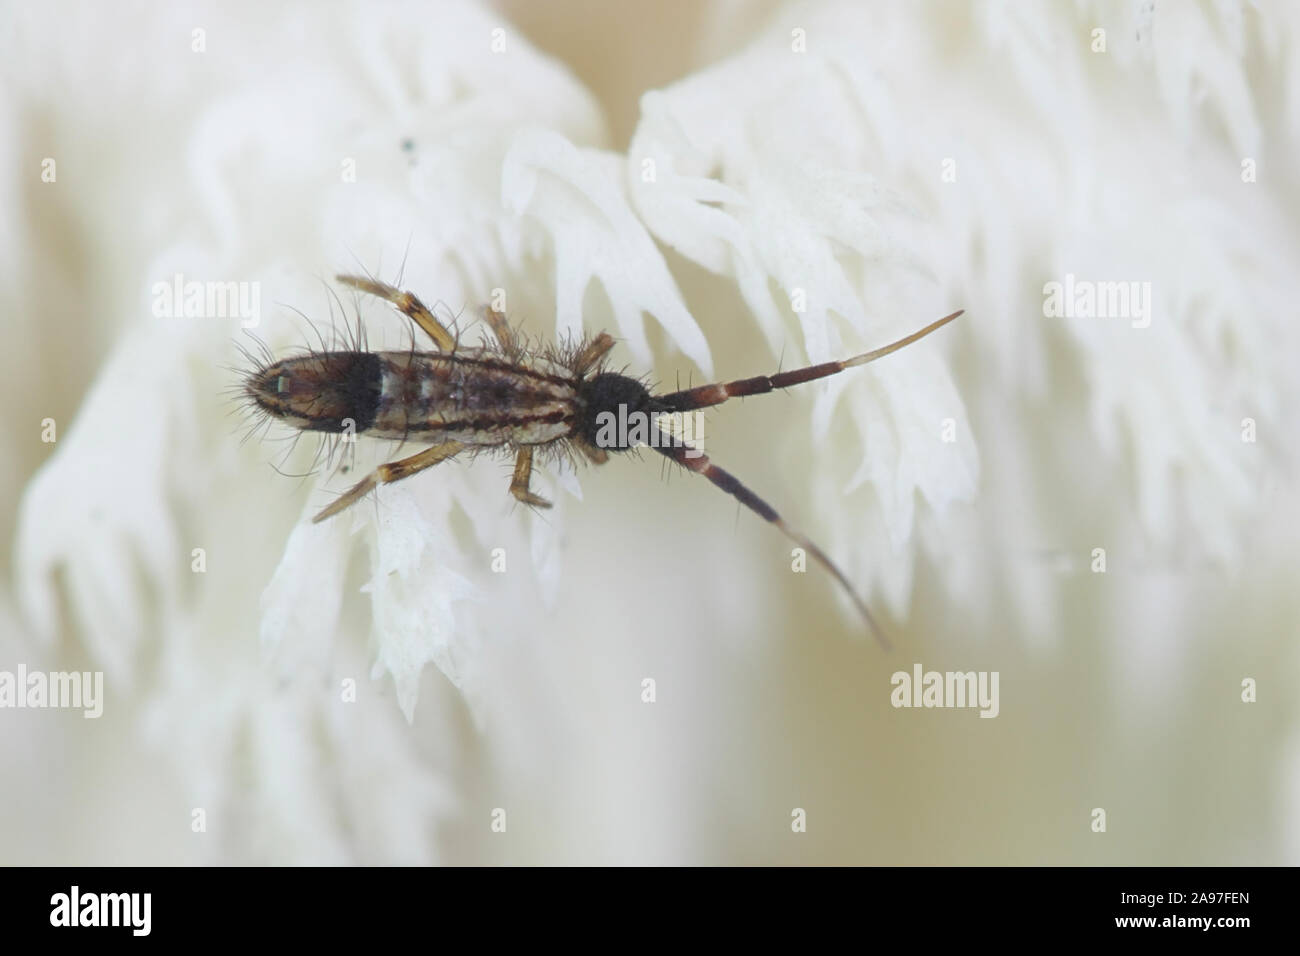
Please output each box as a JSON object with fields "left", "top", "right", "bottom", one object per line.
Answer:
{"left": 654, "top": 437, "right": 891, "bottom": 649}
{"left": 657, "top": 310, "right": 963, "bottom": 413}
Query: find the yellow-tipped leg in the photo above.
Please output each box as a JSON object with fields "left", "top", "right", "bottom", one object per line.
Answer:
{"left": 509, "top": 447, "right": 552, "bottom": 508}
{"left": 336, "top": 274, "right": 457, "bottom": 352}
{"left": 313, "top": 441, "right": 466, "bottom": 522}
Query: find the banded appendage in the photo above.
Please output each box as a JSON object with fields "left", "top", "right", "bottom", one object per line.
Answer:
{"left": 643, "top": 308, "right": 965, "bottom": 646}
{"left": 654, "top": 433, "right": 892, "bottom": 649}
{"left": 656, "top": 310, "right": 963, "bottom": 413}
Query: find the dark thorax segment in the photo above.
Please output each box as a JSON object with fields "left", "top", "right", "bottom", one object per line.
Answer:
{"left": 575, "top": 372, "right": 658, "bottom": 451}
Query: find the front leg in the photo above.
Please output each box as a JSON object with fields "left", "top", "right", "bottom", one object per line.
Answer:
{"left": 508, "top": 447, "right": 552, "bottom": 508}
{"left": 572, "top": 333, "right": 615, "bottom": 375}
{"left": 572, "top": 436, "right": 609, "bottom": 465}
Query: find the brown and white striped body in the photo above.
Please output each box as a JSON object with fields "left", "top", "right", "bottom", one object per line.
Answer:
{"left": 241, "top": 272, "right": 963, "bottom": 646}
{"left": 372, "top": 350, "right": 577, "bottom": 445}
{"left": 248, "top": 348, "right": 580, "bottom": 447}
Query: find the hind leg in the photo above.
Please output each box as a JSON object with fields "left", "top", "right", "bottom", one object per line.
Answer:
{"left": 313, "top": 441, "right": 466, "bottom": 522}
{"left": 336, "top": 274, "right": 457, "bottom": 352}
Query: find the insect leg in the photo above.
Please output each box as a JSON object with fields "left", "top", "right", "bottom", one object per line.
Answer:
{"left": 336, "top": 274, "right": 457, "bottom": 352}
{"left": 312, "top": 440, "right": 466, "bottom": 522}
{"left": 572, "top": 436, "right": 609, "bottom": 465}
{"left": 508, "top": 446, "right": 552, "bottom": 508}
{"left": 481, "top": 305, "right": 519, "bottom": 355}
{"left": 573, "top": 333, "right": 615, "bottom": 376}
{"left": 653, "top": 431, "right": 890, "bottom": 649}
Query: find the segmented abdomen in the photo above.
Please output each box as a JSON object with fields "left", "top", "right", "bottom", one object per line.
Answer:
{"left": 370, "top": 350, "right": 578, "bottom": 446}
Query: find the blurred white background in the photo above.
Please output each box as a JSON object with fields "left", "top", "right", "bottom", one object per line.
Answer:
{"left": 2, "top": 0, "right": 1297, "bottom": 864}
